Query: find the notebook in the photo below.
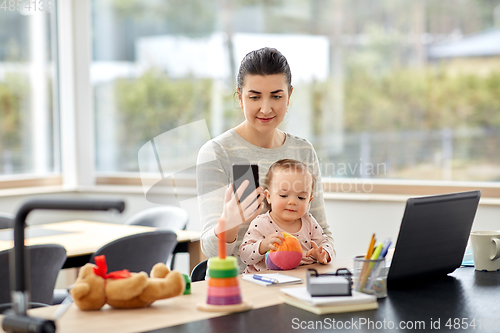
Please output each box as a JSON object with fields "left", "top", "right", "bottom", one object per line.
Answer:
{"left": 280, "top": 287, "right": 378, "bottom": 315}
{"left": 242, "top": 273, "right": 302, "bottom": 286}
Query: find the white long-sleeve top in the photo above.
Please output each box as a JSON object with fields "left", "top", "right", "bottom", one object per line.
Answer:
{"left": 196, "top": 128, "right": 334, "bottom": 272}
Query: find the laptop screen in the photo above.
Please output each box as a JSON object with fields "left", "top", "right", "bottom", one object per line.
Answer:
{"left": 387, "top": 190, "right": 481, "bottom": 287}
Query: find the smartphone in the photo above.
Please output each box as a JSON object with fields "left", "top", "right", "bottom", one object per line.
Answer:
{"left": 232, "top": 164, "right": 259, "bottom": 203}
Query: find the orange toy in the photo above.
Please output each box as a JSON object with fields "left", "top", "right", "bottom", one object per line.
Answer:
{"left": 265, "top": 233, "right": 303, "bottom": 270}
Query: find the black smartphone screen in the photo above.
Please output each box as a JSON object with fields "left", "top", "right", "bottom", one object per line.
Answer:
{"left": 232, "top": 164, "right": 259, "bottom": 203}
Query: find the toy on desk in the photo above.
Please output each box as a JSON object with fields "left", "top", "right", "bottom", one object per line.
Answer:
{"left": 265, "top": 232, "right": 302, "bottom": 270}
{"left": 197, "top": 218, "right": 252, "bottom": 313}
{"left": 71, "top": 255, "right": 185, "bottom": 310}
{"left": 306, "top": 268, "right": 352, "bottom": 296}
{"left": 182, "top": 274, "right": 192, "bottom": 295}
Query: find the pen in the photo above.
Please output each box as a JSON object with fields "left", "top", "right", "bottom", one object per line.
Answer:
{"left": 370, "top": 243, "right": 383, "bottom": 261}
{"left": 378, "top": 239, "right": 392, "bottom": 259}
{"left": 253, "top": 275, "right": 279, "bottom": 284}
{"left": 358, "top": 243, "right": 383, "bottom": 291}
{"left": 52, "top": 294, "right": 73, "bottom": 321}
{"left": 364, "top": 239, "right": 391, "bottom": 290}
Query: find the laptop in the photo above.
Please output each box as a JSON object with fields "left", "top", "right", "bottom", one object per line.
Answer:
{"left": 387, "top": 190, "right": 481, "bottom": 288}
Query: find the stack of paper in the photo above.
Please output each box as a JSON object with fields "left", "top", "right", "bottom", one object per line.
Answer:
{"left": 280, "top": 287, "right": 378, "bottom": 315}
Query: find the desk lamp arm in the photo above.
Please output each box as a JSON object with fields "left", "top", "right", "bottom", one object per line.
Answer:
{"left": 4, "top": 199, "right": 124, "bottom": 333}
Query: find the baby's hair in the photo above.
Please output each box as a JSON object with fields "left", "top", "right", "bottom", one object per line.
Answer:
{"left": 265, "top": 159, "right": 315, "bottom": 192}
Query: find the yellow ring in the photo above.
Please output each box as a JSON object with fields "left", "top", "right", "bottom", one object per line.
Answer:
{"left": 208, "top": 257, "right": 238, "bottom": 270}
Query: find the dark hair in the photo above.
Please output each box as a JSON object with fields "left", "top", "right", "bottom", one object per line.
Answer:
{"left": 237, "top": 47, "right": 292, "bottom": 93}
{"left": 265, "top": 159, "right": 315, "bottom": 193}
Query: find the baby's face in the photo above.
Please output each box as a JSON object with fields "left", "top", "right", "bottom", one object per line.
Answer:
{"left": 265, "top": 169, "right": 313, "bottom": 223}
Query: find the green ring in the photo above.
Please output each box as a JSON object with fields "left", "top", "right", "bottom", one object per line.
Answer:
{"left": 182, "top": 274, "right": 191, "bottom": 295}
{"left": 208, "top": 257, "right": 238, "bottom": 270}
{"left": 208, "top": 268, "right": 239, "bottom": 278}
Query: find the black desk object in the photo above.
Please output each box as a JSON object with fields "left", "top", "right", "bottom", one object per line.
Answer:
{"left": 154, "top": 267, "right": 500, "bottom": 333}
{"left": 388, "top": 190, "right": 480, "bottom": 285}
{"left": 2, "top": 199, "right": 125, "bottom": 333}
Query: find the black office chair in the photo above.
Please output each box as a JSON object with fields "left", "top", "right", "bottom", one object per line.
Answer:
{"left": 125, "top": 206, "right": 188, "bottom": 230}
{"left": 190, "top": 259, "right": 208, "bottom": 282}
{"left": 0, "top": 244, "right": 67, "bottom": 314}
{"left": 0, "top": 213, "right": 14, "bottom": 229}
{"left": 125, "top": 206, "right": 188, "bottom": 270}
{"left": 89, "top": 230, "right": 178, "bottom": 273}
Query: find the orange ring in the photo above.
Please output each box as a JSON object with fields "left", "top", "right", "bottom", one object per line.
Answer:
{"left": 208, "top": 277, "right": 239, "bottom": 287}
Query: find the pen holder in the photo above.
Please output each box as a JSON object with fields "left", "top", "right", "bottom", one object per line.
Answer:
{"left": 353, "top": 255, "right": 387, "bottom": 298}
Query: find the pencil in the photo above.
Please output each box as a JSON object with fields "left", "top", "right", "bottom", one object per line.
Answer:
{"left": 355, "top": 234, "right": 376, "bottom": 290}
{"left": 366, "top": 234, "right": 376, "bottom": 259}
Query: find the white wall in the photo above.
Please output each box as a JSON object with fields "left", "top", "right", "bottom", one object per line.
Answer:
{"left": 326, "top": 197, "right": 500, "bottom": 258}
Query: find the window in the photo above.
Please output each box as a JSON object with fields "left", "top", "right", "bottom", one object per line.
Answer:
{"left": 0, "top": 8, "right": 59, "bottom": 179}
{"left": 91, "top": 1, "right": 500, "bottom": 188}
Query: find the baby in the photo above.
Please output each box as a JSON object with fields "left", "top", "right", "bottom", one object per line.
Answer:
{"left": 239, "top": 159, "right": 334, "bottom": 273}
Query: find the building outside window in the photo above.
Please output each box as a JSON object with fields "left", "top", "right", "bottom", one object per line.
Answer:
{"left": 2, "top": 1, "right": 499, "bottom": 190}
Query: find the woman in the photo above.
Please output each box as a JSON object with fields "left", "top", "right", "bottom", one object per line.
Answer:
{"left": 197, "top": 47, "right": 334, "bottom": 272}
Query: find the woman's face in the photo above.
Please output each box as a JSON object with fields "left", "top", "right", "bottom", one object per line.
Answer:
{"left": 238, "top": 74, "right": 292, "bottom": 135}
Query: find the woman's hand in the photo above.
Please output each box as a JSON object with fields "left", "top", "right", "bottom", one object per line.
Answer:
{"left": 306, "top": 241, "right": 330, "bottom": 264}
{"left": 218, "top": 180, "right": 264, "bottom": 242}
{"left": 259, "top": 232, "right": 285, "bottom": 255}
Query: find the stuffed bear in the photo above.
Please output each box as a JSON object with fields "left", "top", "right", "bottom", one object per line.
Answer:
{"left": 70, "top": 255, "right": 185, "bottom": 310}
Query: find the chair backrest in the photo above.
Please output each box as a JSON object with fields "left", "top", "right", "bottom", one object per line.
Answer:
{"left": 89, "top": 230, "right": 177, "bottom": 273}
{"left": 0, "top": 213, "right": 13, "bottom": 229}
{"left": 190, "top": 259, "right": 208, "bottom": 282}
{"left": 0, "top": 244, "right": 67, "bottom": 305}
{"left": 125, "top": 206, "right": 188, "bottom": 231}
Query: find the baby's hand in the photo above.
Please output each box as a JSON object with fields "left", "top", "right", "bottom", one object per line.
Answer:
{"left": 306, "top": 241, "right": 330, "bottom": 264}
{"left": 259, "top": 232, "right": 285, "bottom": 255}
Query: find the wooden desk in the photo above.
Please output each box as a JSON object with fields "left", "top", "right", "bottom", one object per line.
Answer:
{"left": 166, "top": 267, "right": 500, "bottom": 333}
{"left": 6, "top": 259, "right": 500, "bottom": 333}
{"left": 0, "top": 221, "right": 204, "bottom": 272}
{"left": 2, "top": 260, "right": 345, "bottom": 333}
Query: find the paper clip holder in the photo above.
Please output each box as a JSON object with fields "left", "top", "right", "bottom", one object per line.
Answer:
{"left": 306, "top": 268, "right": 352, "bottom": 297}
